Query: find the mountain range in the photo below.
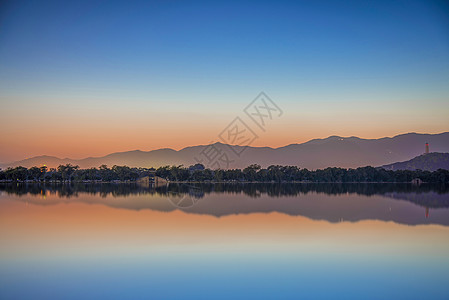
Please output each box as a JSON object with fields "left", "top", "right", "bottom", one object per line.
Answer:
{"left": 382, "top": 152, "right": 449, "bottom": 171}
{"left": 1, "top": 132, "right": 449, "bottom": 170}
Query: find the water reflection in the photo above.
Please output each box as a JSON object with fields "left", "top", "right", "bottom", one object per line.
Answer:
{"left": 1, "top": 183, "right": 448, "bottom": 226}
{"left": 1, "top": 183, "right": 449, "bottom": 300}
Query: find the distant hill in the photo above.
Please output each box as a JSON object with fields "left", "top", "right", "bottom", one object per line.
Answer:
{"left": 1, "top": 132, "right": 449, "bottom": 170}
{"left": 381, "top": 153, "right": 449, "bottom": 171}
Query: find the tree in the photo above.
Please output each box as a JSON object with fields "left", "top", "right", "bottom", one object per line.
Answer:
{"left": 99, "top": 165, "right": 115, "bottom": 181}
{"left": 28, "top": 167, "right": 41, "bottom": 181}
{"left": 57, "top": 164, "right": 79, "bottom": 181}
{"left": 243, "top": 164, "right": 261, "bottom": 181}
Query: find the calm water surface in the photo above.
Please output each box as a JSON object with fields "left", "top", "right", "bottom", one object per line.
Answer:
{"left": 1, "top": 183, "right": 449, "bottom": 299}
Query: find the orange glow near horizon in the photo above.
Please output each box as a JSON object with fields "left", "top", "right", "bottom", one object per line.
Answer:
{"left": 1, "top": 194, "right": 449, "bottom": 261}
{"left": 0, "top": 113, "right": 447, "bottom": 163}
{"left": 1, "top": 96, "right": 448, "bottom": 162}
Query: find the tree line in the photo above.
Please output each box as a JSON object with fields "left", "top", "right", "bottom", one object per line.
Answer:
{"left": 0, "top": 163, "right": 448, "bottom": 183}
{"left": 0, "top": 164, "right": 149, "bottom": 182}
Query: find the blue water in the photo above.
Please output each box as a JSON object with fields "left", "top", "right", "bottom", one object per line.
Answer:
{"left": 2, "top": 256, "right": 448, "bottom": 299}
{"left": 1, "top": 183, "right": 449, "bottom": 299}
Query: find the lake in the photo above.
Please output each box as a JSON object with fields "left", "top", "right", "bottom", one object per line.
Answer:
{"left": 1, "top": 183, "right": 449, "bottom": 299}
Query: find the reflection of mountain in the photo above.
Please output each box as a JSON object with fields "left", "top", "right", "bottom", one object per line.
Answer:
{"left": 2, "top": 132, "right": 449, "bottom": 169}
{"left": 384, "top": 191, "right": 449, "bottom": 208}
{"left": 1, "top": 183, "right": 449, "bottom": 226}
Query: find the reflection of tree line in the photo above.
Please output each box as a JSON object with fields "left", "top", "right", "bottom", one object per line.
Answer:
{"left": 1, "top": 182, "right": 449, "bottom": 208}
{"left": 0, "top": 183, "right": 149, "bottom": 198}
{"left": 181, "top": 182, "right": 449, "bottom": 197}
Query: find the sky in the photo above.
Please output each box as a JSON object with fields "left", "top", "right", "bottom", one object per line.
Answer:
{"left": 0, "top": 0, "right": 448, "bottom": 162}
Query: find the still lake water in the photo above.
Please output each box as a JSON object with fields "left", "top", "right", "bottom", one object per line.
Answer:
{"left": 1, "top": 183, "right": 449, "bottom": 299}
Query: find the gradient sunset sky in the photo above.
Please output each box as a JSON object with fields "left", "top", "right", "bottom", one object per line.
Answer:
{"left": 1, "top": 0, "right": 448, "bottom": 162}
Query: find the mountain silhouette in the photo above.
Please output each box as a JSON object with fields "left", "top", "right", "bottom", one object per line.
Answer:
{"left": 382, "top": 152, "right": 449, "bottom": 171}
{"left": 2, "top": 132, "right": 449, "bottom": 170}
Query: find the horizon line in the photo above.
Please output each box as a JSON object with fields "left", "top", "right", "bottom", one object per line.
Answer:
{"left": 2, "top": 131, "right": 448, "bottom": 164}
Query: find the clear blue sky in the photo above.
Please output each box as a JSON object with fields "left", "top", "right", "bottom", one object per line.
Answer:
{"left": 0, "top": 0, "right": 448, "bottom": 161}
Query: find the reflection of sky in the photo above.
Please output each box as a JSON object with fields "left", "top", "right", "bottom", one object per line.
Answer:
{"left": 2, "top": 256, "right": 449, "bottom": 300}
{"left": 1, "top": 193, "right": 449, "bottom": 299}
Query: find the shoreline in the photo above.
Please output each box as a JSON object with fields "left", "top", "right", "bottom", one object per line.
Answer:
{"left": 0, "top": 180, "right": 436, "bottom": 184}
